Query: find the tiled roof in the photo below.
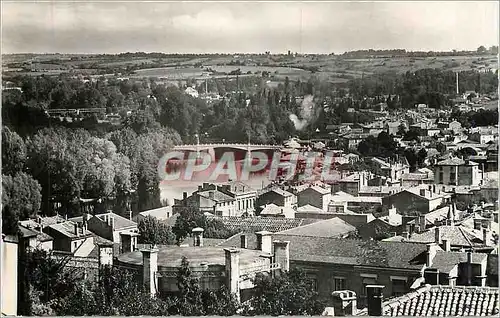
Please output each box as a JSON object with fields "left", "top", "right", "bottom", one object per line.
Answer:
{"left": 436, "top": 157, "right": 479, "bottom": 166}
{"left": 48, "top": 221, "right": 93, "bottom": 239}
{"left": 276, "top": 217, "right": 356, "bottom": 238}
{"left": 401, "top": 173, "right": 431, "bottom": 181}
{"left": 429, "top": 251, "right": 488, "bottom": 273}
{"left": 137, "top": 206, "right": 172, "bottom": 220}
{"left": 261, "top": 187, "right": 295, "bottom": 198}
{"left": 206, "top": 215, "right": 317, "bottom": 233}
{"left": 407, "top": 226, "right": 479, "bottom": 247}
{"left": 298, "top": 185, "right": 331, "bottom": 195}
{"left": 198, "top": 190, "right": 235, "bottom": 203}
{"left": 219, "top": 234, "right": 428, "bottom": 269}
{"left": 217, "top": 180, "right": 256, "bottom": 194}
{"left": 260, "top": 204, "right": 295, "bottom": 216}
{"left": 296, "top": 204, "right": 325, "bottom": 213}
{"left": 94, "top": 212, "right": 137, "bottom": 230}
{"left": 377, "top": 285, "right": 499, "bottom": 317}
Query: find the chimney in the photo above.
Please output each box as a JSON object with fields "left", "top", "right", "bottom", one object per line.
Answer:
{"left": 255, "top": 231, "right": 273, "bottom": 254}
{"left": 418, "top": 215, "right": 427, "bottom": 232}
{"left": 482, "top": 228, "right": 492, "bottom": 246}
{"left": 98, "top": 244, "right": 114, "bottom": 267}
{"left": 273, "top": 240, "right": 290, "bottom": 272}
{"left": 420, "top": 189, "right": 426, "bottom": 197}
{"left": 466, "top": 251, "right": 473, "bottom": 286}
{"left": 74, "top": 223, "right": 79, "bottom": 236}
{"left": 192, "top": 227, "right": 204, "bottom": 247}
{"left": 442, "top": 239, "right": 451, "bottom": 252}
{"left": 209, "top": 191, "right": 215, "bottom": 200}
{"left": 435, "top": 227, "right": 442, "bottom": 244}
{"left": 473, "top": 218, "right": 482, "bottom": 230}
{"left": 433, "top": 184, "right": 436, "bottom": 193}
{"left": 109, "top": 216, "right": 115, "bottom": 229}
{"left": 129, "top": 210, "right": 133, "bottom": 221}
{"left": 141, "top": 247, "right": 159, "bottom": 296}
{"left": 198, "top": 186, "right": 202, "bottom": 192}
{"left": 240, "top": 234, "right": 248, "bottom": 249}
{"left": 224, "top": 248, "right": 240, "bottom": 302}
{"left": 366, "top": 285, "right": 384, "bottom": 316}
{"left": 426, "top": 243, "right": 440, "bottom": 267}
{"left": 402, "top": 231, "right": 409, "bottom": 240}
{"left": 183, "top": 192, "right": 188, "bottom": 200}
{"left": 331, "top": 291, "right": 357, "bottom": 316}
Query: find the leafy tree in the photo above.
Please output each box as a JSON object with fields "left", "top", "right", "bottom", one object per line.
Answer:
{"left": 243, "top": 268, "right": 325, "bottom": 315}
{"left": 2, "top": 172, "right": 42, "bottom": 234}
{"left": 2, "top": 127, "right": 27, "bottom": 175}
{"left": 138, "top": 215, "right": 176, "bottom": 245}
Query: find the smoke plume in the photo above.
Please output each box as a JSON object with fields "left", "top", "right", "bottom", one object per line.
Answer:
{"left": 289, "top": 95, "right": 315, "bottom": 131}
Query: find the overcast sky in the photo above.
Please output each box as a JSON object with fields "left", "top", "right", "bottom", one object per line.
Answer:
{"left": 2, "top": 1, "right": 498, "bottom": 54}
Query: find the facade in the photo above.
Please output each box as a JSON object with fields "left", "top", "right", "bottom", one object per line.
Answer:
{"left": 434, "top": 157, "right": 482, "bottom": 186}
{"left": 217, "top": 181, "right": 258, "bottom": 216}
{"left": 43, "top": 221, "right": 95, "bottom": 257}
{"left": 257, "top": 188, "right": 297, "bottom": 209}
{"left": 297, "top": 185, "right": 332, "bottom": 211}
{"left": 382, "top": 186, "right": 451, "bottom": 215}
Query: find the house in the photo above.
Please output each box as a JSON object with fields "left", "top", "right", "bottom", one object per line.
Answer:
{"left": 407, "top": 224, "right": 496, "bottom": 251}
{"left": 371, "top": 157, "right": 410, "bottom": 182}
{"left": 341, "top": 133, "right": 370, "bottom": 150}
{"left": 434, "top": 157, "right": 482, "bottom": 186}
{"left": 206, "top": 215, "right": 315, "bottom": 233}
{"left": 385, "top": 121, "right": 402, "bottom": 135}
{"left": 219, "top": 232, "right": 431, "bottom": 307}
{"left": 70, "top": 212, "right": 139, "bottom": 254}
{"left": 400, "top": 172, "right": 434, "bottom": 187}
{"left": 257, "top": 187, "right": 296, "bottom": 209}
{"left": 217, "top": 181, "right": 258, "bottom": 216}
{"left": 297, "top": 185, "right": 332, "bottom": 211}
{"left": 358, "top": 185, "right": 404, "bottom": 198}
{"left": 174, "top": 186, "right": 239, "bottom": 217}
{"left": 134, "top": 206, "right": 173, "bottom": 223}
{"left": 382, "top": 186, "right": 451, "bottom": 215}
{"left": 448, "top": 120, "right": 463, "bottom": 134}
{"left": 184, "top": 86, "right": 199, "bottom": 98}
{"left": 329, "top": 191, "right": 383, "bottom": 214}
{"left": 43, "top": 221, "right": 95, "bottom": 257}
{"left": 294, "top": 204, "right": 333, "bottom": 219}
{"left": 333, "top": 172, "right": 373, "bottom": 196}
{"left": 1, "top": 234, "right": 18, "bottom": 316}
{"left": 259, "top": 203, "right": 295, "bottom": 219}
{"left": 18, "top": 224, "right": 53, "bottom": 252}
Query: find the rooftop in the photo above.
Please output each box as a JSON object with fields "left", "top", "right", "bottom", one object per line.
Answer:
{"left": 260, "top": 204, "right": 295, "bottom": 216}
{"left": 116, "top": 246, "right": 266, "bottom": 268}
{"left": 429, "top": 251, "right": 488, "bottom": 273}
{"left": 47, "top": 221, "right": 93, "bottom": 239}
{"left": 136, "top": 206, "right": 172, "bottom": 221}
{"left": 206, "top": 215, "right": 318, "bottom": 233}
{"left": 198, "top": 190, "right": 235, "bottom": 203}
{"left": 407, "top": 226, "right": 482, "bottom": 247}
{"left": 275, "top": 217, "right": 356, "bottom": 238}
{"left": 372, "top": 285, "right": 499, "bottom": 317}
{"left": 219, "top": 234, "right": 428, "bottom": 269}
{"left": 436, "top": 157, "right": 479, "bottom": 166}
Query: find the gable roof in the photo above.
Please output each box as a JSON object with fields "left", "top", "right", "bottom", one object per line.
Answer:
{"left": 370, "top": 285, "right": 499, "bottom": 317}
{"left": 276, "top": 217, "right": 356, "bottom": 238}
{"left": 407, "top": 226, "right": 479, "bottom": 247}
{"left": 47, "top": 221, "right": 93, "bottom": 239}
{"left": 219, "top": 234, "right": 428, "bottom": 269}
{"left": 436, "top": 157, "right": 479, "bottom": 166}
{"left": 206, "top": 215, "right": 317, "bottom": 233}
{"left": 262, "top": 187, "right": 295, "bottom": 198}
{"left": 429, "top": 251, "right": 487, "bottom": 273}
{"left": 136, "top": 206, "right": 172, "bottom": 221}
{"left": 94, "top": 212, "right": 137, "bottom": 230}
{"left": 198, "top": 190, "right": 235, "bottom": 203}
{"left": 298, "top": 185, "right": 331, "bottom": 195}
{"left": 260, "top": 204, "right": 295, "bottom": 216}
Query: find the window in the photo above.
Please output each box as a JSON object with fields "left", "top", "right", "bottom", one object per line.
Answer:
{"left": 73, "top": 241, "right": 78, "bottom": 250}
{"left": 333, "top": 277, "right": 346, "bottom": 291}
{"left": 391, "top": 279, "right": 407, "bottom": 297}
{"left": 306, "top": 274, "right": 318, "bottom": 291}
{"left": 439, "top": 172, "right": 443, "bottom": 183}
{"left": 361, "top": 276, "right": 377, "bottom": 296}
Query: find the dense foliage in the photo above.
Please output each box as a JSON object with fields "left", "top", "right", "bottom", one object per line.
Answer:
{"left": 172, "top": 206, "right": 239, "bottom": 243}
{"left": 242, "top": 268, "right": 326, "bottom": 316}
{"left": 138, "top": 215, "right": 176, "bottom": 245}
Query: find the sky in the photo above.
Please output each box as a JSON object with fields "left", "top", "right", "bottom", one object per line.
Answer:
{"left": 1, "top": 1, "right": 499, "bottom": 54}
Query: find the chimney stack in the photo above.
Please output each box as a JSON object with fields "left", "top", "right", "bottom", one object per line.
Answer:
{"left": 331, "top": 291, "right": 357, "bottom": 316}
{"left": 240, "top": 234, "right": 248, "bottom": 249}
{"left": 141, "top": 247, "right": 159, "bottom": 296}
{"left": 183, "top": 192, "right": 188, "bottom": 200}
{"left": 435, "top": 227, "right": 442, "bottom": 244}
{"left": 473, "top": 218, "right": 482, "bottom": 230}
{"left": 366, "top": 285, "right": 385, "bottom": 316}
{"left": 255, "top": 231, "right": 273, "bottom": 254}
{"left": 224, "top": 248, "right": 241, "bottom": 302}
{"left": 109, "top": 216, "right": 115, "bottom": 229}
{"left": 74, "top": 223, "right": 79, "bottom": 236}
{"left": 466, "top": 251, "right": 473, "bottom": 286}
{"left": 420, "top": 189, "right": 426, "bottom": 197}
{"left": 273, "top": 240, "right": 290, "bottom": 272}
{"left": 482, "top": 228, "right": 492, "bottom": 246}
{"left": 192, "top": 227, "right": 204, "bottom": 247}
{"left": 442, "top": 239, "right": 451, "bottom": 252}
{"left": 426, "top": 243, "right": 440, "bottom": 267}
